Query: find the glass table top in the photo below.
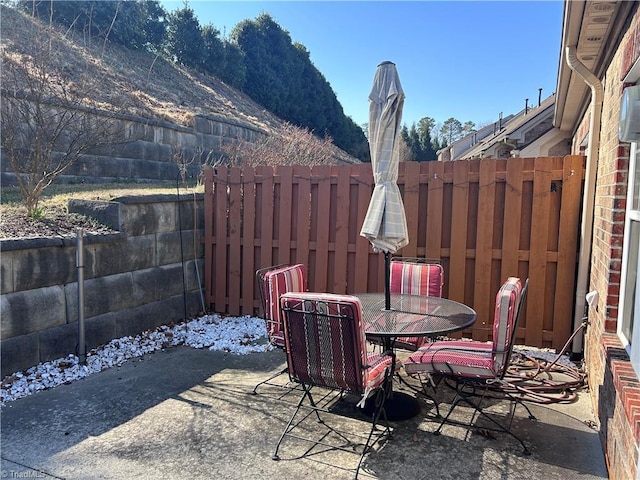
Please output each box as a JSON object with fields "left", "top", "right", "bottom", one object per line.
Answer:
{"left": 357, "top": 293, "right": 477, "bottom": 337}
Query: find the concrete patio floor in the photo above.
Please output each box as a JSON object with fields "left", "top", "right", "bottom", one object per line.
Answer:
{"left": 1, "top": 346, "right": 608, "bottom": 479}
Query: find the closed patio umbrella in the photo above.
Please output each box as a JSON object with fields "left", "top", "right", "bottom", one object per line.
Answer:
{"left": 360, "top": 61, "right": 408, "bottom": 310}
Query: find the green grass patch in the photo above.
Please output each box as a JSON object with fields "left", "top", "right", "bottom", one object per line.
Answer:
{"left": 1, "top": 182, "right": 204, "bottom": 215}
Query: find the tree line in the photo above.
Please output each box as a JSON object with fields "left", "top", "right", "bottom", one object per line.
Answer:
{"left": 400, "top": 117, "right": 477, "bottom": 161}
{"left": 14, "top": 0, "right": 478, "bottom": 162}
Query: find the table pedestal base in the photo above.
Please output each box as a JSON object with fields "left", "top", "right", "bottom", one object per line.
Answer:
{"left": 363, "top": 391, "right": 421, "bottom": 421}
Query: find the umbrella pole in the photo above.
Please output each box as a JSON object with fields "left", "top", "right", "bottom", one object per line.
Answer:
{"left": 385, "top": 252, "right": 391, "bottom": 310}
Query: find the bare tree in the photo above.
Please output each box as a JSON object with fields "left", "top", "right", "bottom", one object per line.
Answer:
{"left": 1, "top": 5, "right": 128, "bottom": 216}
{"left": 397, "top": 136, "right": 412, "bottom": 163}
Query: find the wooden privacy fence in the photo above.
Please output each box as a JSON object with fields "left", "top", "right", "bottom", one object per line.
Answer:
{"left": 203, "top": 155, "right": 586, "bottom": 350}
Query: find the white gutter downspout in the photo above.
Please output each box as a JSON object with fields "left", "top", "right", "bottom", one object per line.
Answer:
{"left": 565, "top": 45, "right": 603, "bottom": 355}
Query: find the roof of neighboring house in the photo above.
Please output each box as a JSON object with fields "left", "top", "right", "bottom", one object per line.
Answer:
{"left": 452, "top": 94, "right": 556, "bottom": 159}
{"left": 439, "top": 1, "right": 638, "bottom": 162}
{"left": 437, "top": 113, "right": 516, "bottom": 161}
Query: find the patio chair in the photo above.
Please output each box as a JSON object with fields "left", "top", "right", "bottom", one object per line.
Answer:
{"left": 390, "top": 257, "right": 444, "bottom": 297}
{"left": 403, "top": 277, "right": 533, "bottom": 454}
{"left": 250, "top": 263, "right": 306, "bottom": 395}
{"left": 370, "top": 257, "right": 445, "bottom": 352}
{"left": 273, "top": 292, "right": 394, "bottom": 479}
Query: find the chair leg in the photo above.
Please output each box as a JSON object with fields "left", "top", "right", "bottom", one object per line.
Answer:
{"left": 272, "top": 383, "right": 314, "bottom": 461}
{"left": 355, "top": 384, "right": 391, "bottom": 479}
{"left": 273, "top": 381, "right": 391, "bottom": 479}
{"left": 505, "top": 390, "right": 537, "bottom": 421}
{"left": 250, "top": 366, "right": 288, "bottom": 395}
{"left": 461, "top": 391, "right": 531, "bottom": 455}
{"left": 492, "top": 382, "right": 538, "bottom": 419}
{"left": 434, "top": 382, "right": 531, "bottom": 455}
{"left": 433, "top": 387, "right": 465, "bottom": 436}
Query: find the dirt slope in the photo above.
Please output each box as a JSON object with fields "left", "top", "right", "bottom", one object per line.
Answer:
{"left": 0, "top": 4, "right": 284, "bottom": 132}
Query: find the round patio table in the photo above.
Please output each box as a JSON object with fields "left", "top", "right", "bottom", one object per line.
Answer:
{"left": 357, "top": 293, "right": 477, "bottom": 420}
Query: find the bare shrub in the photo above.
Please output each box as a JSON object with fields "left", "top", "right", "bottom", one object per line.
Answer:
{"left": 171, "top": 144, "right": 226, "bottom": 185}
{"left": 1, "top": 6, "right": 131, "bottom": 216}
{"left": 219, "top": 122, "right": 351, "bottom": 167}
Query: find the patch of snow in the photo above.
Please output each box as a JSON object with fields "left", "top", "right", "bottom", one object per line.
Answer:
{"left": 0, "top": 314, "right": 270, "bottom": 405}
{"left": 0, "top": 313, "right": 581, "bottom": 406}
{"left": 513, "top": 345, "right": 578, "bottom": 368}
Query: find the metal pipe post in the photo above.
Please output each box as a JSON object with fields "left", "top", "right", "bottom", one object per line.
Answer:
{"left": 384, "top": 252, "right": 391, "bottom": 310}
{"left": 76, "top": 228, "right": 86, "bottom": 364}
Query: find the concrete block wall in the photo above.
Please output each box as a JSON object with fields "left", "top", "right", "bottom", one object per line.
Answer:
{"left": 0, "top": 194, "right": 206, "bottom": 378}
{"left": 0, "top": 110, "right": 268, "bottom": 184}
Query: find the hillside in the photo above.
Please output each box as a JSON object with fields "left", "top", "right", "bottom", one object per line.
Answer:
{"left": 0, "top": 5, "right": 287, "bottom": 134}
{"left": 0, "top": 5, "right": 359, "bottom": 237}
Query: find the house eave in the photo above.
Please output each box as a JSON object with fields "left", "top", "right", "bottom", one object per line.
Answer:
{"left": 554, "top": 0, "right": 635, "bottom": 135}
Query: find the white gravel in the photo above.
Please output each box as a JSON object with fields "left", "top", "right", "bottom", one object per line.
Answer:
{"left": 0, "top": 314, "right": 270, "bottom": 406}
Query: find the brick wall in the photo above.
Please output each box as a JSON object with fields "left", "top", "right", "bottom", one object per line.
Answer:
{"left": 581, "top": 7, "right": 640, "bottom": 480}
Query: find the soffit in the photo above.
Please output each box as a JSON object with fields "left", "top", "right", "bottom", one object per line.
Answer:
{"left": 554, "top": 0, "right": 633, "bottom": 133}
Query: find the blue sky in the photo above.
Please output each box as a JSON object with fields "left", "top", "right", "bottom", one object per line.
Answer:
{"left": 160, "top": 1, "right": 564, "bottom": 129}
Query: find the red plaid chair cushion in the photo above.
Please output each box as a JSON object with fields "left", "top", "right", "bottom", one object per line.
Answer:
{"left": 263, "top": 264, "right": 306, "bottom": 347}
{"left": 403, "top": 340, "right": 493, "bottom": 377}
{"left": 403, "top": 277, "right": 522, "bottom": 379}
{"left": 492, "top": 277, "right": 522, "bottom": 376}
{"left": 390, "top": 261, "right": 444, "bottom": 297}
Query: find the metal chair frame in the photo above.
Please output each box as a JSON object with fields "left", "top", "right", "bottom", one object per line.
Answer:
{"left": 250, "top": 264, "right": 304, "bottom": 397}
{"left": 389, "top": 257, "right": 445, "bottom": 350}
{"left": 273, "top": 294, "right": 393, "bottom": 479}
{"left": 437, "top": 279, "right": 531, "bottom": 454}
{"left": 373, "top": 257, "right": 445, "bottom": 409}
{"left": 406, "top": 278, "right": 533, "bottom": 454}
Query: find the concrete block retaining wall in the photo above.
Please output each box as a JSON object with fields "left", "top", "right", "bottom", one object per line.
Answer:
{"left": 0, "top": 194, "right": 206, "bottom": 378}
{"left": 0, "top": 111, "right": 268, "bottom": 184}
